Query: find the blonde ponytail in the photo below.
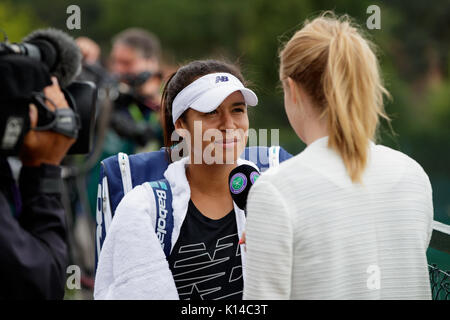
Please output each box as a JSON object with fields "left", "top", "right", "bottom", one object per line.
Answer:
{"left": 279, "top": 12, "right": 390, "bottom": 183}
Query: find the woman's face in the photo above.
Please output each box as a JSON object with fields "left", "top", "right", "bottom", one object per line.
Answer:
{"left": 177, "top": 91, "right": 249, "bottom": 164}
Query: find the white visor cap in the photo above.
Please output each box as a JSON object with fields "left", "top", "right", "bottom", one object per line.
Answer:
{"left": 172, "top": 72, "right": 258, "bottom": 124}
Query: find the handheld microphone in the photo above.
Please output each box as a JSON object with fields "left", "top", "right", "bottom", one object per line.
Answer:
{"left": 228, "top": 164, "right": 261, "bottom": 211}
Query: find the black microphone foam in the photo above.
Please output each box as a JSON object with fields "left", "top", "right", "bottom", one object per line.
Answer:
{"left": 23, "top": 28, "right": 82, "bottom": 87}
{"left": 228, "top": 164, "right": 261, "bottom": 210}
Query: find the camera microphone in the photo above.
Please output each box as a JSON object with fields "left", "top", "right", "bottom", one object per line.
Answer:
{"left": 228, "top": 164, "right": 261, "bottom": 212}
{"left": 22, "top": 28, "right": 82, "bottom": 87}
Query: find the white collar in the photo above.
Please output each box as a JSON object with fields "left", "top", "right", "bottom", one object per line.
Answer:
{"left": 305, "top": 136, "right": 329, "bottom": 149}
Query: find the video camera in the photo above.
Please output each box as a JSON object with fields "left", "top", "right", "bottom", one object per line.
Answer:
{"left": 0, "top": 28, "right": 97, "bottom": 156}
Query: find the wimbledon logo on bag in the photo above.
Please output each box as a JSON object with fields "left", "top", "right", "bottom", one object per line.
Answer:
{"left": 150, "top": 181, "right": 169, "bottom": 250}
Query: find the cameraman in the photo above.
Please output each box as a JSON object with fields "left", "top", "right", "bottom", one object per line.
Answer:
{"left": 0, "top": 77, "right": 75, "bottom": 299}
{"left": 76, "top": 28, "right": 164, "bottom": 152}
{"left": 108, "top": 27, "right": 164, "bottom": 151}
{"left": 77, "top": 29, "right": 165, "bottom": 221}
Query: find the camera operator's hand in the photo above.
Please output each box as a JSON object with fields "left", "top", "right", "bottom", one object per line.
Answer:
{"left": 20, "top": 77, "right": 76, "bottom": 167}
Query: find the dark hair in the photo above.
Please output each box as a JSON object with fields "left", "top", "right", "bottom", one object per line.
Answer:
{"left": 112, "top": 28, "right": 161, "bottom": 60}
{"left": 160, "top": 60, "right": 245, "bottom": 162}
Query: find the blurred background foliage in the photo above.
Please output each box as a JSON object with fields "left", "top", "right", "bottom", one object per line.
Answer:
{"left": 1, "top": 0, "right": 449, "bottom": 226}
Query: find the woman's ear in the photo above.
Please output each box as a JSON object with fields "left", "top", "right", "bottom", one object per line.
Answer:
{"left": 174, "top": 118, "right": 187, "bottom": 138}
{"left": 287, "top": 77, "right": 299, "bottom": 105}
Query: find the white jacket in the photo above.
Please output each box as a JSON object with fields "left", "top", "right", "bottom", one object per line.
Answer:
{"left": 243, "top": 137, "right": 434, "bottom": 299}
{"left": 94, "top": 156, "right": 258, "bottom": 299}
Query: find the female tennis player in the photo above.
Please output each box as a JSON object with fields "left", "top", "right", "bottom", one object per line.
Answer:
{"left": 243, "top": 13, "right": 434, "bottom": 299}
{"left": 95, "top": 60, "right": 263, "bottom": 299}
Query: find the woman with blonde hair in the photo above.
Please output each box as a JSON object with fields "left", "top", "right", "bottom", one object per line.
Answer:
{"left": 243, "top": 13, "right": 433, "bottom": 299}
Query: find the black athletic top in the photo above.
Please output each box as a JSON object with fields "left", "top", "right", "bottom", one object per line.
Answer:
{"left": 168, "top": 199, "right": 243, "bottom": 300}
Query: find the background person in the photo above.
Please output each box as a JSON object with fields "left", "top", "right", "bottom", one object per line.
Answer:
{"left": 243, "top": 13, "right": 434, "bottom": 300}
{"left": 108, "top": 27, "right": 164, "bottom": 151}
{"left": 79, "top": 28, "right": 165, "bottom": 223}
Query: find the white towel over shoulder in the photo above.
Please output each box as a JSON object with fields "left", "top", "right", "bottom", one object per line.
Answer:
{"left": 94, "top": 183, "right": 179, "bottom": 300}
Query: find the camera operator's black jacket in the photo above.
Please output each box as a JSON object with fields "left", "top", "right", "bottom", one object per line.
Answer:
{"left": 0, "top": 158, "right": 68, "bottom": 299}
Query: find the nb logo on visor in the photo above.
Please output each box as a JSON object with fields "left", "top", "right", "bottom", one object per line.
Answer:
{"left": 215, "top": 75, "right": 229, "bottom": 83}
